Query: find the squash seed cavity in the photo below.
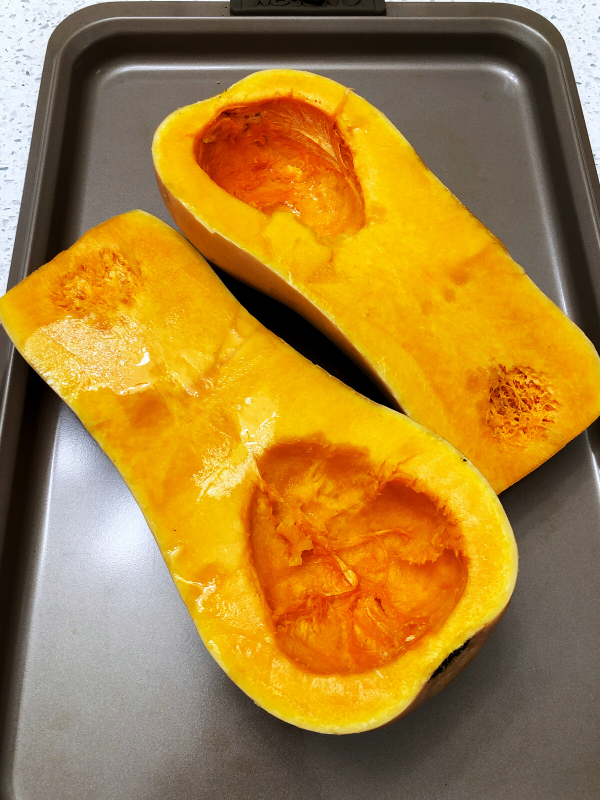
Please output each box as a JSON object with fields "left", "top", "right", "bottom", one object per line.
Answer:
{"left": 197, "top": 98, "right": 365, "bottom": 239}
{"left": 249, "top": 440, "right": 467, "bottom": 675}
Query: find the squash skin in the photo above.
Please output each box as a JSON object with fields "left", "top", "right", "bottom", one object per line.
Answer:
{"left": 153, "top": 69, "right": 600, "bottom": 494}
{"left": 0, "top": 211, "right": 517, "bottom": 733}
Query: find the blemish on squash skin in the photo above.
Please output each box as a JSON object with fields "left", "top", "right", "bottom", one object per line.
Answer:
{"left": 248, "top": 439, "right": 467, "bottom": 675}
{"left": 486, "top": 363, "right": 559, "bottom": 445}
{"left": 466, "top": 370, "right": 485, "bottom": 395}
{"left": 443, "top": 288, "right": 456, "bottom": 303}
{"left": 366, "top": 202, "right": 387, "bottom": 226}
{"left": 306, "top": 255, "right": 337, "bottom": 284}
{"left": 420, "top": 299, "right": 434, "bottom": 316}
{"left": 429, "top": 638, "right": 470, "bottom": 680}
{"left": 449, "top": 264, "right": 470, "bottom": 287}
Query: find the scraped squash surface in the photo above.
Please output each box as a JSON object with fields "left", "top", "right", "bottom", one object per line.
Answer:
{"left": 250, "top": 440, "right": 467, "bottom": 675}
{"left": 199, "top": 98, "right": 365, "bottom": 238}
{"left": 0, "top": 211, "right": 517, "bottom": 733}
{"left": 153, "top": 69, "right": 600, "bottom": 493}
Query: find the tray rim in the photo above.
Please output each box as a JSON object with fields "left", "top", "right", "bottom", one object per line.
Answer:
{"left": 1, "top": 3, "right": 600, "bottom": 796}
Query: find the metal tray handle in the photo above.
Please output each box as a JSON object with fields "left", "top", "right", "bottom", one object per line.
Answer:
{"left": 230, "top": 0, "right": 386, "bottom": 16}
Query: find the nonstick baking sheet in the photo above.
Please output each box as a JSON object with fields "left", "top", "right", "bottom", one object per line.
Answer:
{"left": 0, "top": 3, "right": 599, "bottom": 798}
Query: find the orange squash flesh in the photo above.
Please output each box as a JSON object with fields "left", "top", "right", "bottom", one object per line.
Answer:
{"left": 153, "top": 69, "right": 600, "bottom": 494}
{"left": 0, "top": 211, "right": 517, "bottom": 733}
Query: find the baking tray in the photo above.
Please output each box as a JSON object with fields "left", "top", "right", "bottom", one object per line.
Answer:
{"left": 1, "top": 3, "right": 600, "bottom": 798}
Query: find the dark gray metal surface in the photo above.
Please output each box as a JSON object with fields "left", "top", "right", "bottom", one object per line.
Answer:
{"left": 1, "top": 3, "right": 599, "bottom": 798}
{"left": 229, "top": 0, "right": 388, "bottom": 15}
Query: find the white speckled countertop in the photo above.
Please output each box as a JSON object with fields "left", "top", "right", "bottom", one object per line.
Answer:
{"left": 1, "top": 0, "right": 599, "bottom": 290}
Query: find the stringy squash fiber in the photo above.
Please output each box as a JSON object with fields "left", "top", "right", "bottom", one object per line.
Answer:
{"left": 0, "top": 211, "right": 517, "bottom": 733}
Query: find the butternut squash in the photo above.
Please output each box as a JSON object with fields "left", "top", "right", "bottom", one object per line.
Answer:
{"left": 0, "top": 211, "right": 517, "bottom": 733}
{"left": 152, "top": 69, "right": 600, "bottom": 493}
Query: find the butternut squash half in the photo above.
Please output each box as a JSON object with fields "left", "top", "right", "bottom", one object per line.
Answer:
{"left": 0, "top": 211, "right": 517, "bottom": 733}
{"left": 153, "top": 69, "right": 600, "bottom": 494}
